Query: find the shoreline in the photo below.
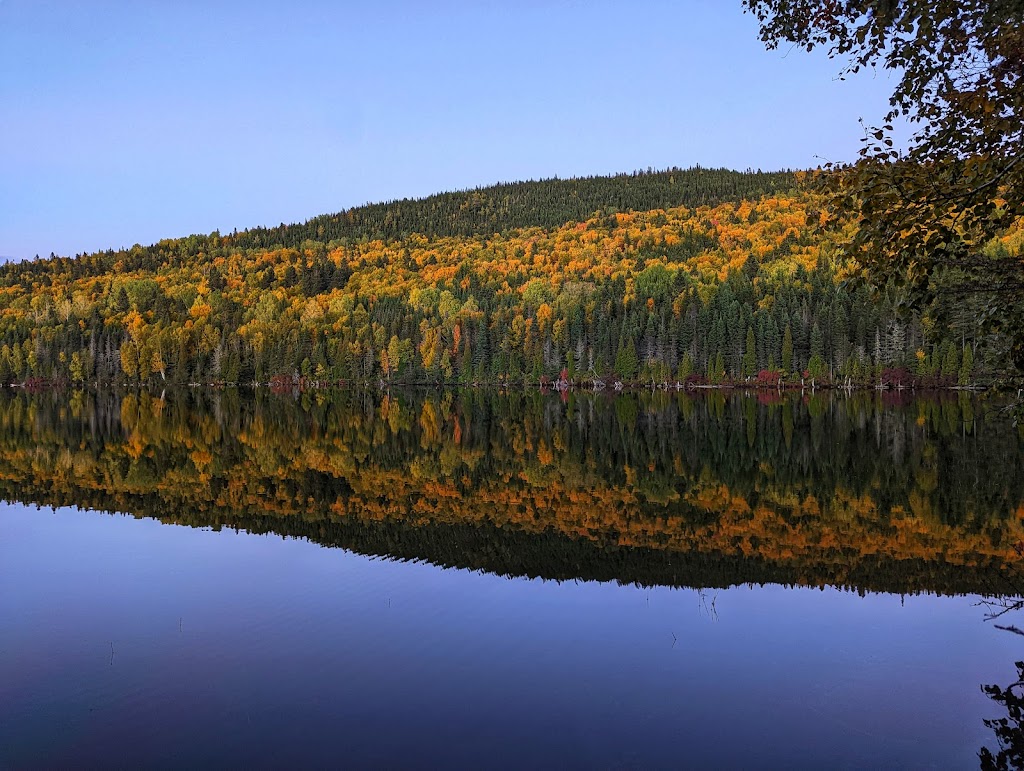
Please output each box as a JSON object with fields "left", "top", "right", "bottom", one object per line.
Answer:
{"left": 0, "top": 377, "right": 1009, "bottom": 395}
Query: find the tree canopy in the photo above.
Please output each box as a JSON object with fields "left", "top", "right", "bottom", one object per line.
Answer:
{"left": 744, "top": 0, "right": 1024, "bottom": 369}
{"left": 0, "top": 171, "right": 1006, "bottom": 389}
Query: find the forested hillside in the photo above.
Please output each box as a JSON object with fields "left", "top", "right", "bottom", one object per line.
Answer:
{"left": 0, "top": 167, "right": 1013, "bottom": 387}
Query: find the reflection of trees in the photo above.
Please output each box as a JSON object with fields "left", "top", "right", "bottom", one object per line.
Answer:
{"left": 976, "top": 594, "right": 1024, "bottom": 768}
{"left": 980, "top": 661, "right": 1024, "bottom": 770}
{"left": 979, "top": 597, "right": 1024, "bottom": 638}
{"left": 0, "top": 389, "right": 1022, "bottom": 596}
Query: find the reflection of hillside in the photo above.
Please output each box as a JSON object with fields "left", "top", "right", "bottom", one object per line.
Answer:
{"left": 0, "top": 389, "right": 1022, "bottom": 595}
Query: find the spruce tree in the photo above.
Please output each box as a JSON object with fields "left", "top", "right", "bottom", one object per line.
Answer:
{"left": 782, "top": 324, "right": 794, "bottom": 374}
{"left": 743, "top": 326, "right": 757, "bottom": 377}
{"left": 958, "top": 344, "right": 974, "bottom": 386}
{"left": 615, "top": 336, "right": 638, "bottom": 380}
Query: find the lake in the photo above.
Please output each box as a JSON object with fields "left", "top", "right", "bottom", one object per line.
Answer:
{"left": 1, "top": 388, "right": 1023, "bottom": 768}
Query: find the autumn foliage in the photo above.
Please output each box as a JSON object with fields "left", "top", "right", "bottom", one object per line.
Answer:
{"left": 0, "top": 168, "right": 1005, "bottom": 387}
{"left": 1, "top": 388, "right": 1021, "bottom": 595}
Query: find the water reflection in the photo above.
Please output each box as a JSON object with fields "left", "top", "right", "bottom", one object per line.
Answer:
{"left": 981, "top": 660, "right": 1024, "bottom": 770}
{"left": 0, "top": 388, "right": 1021, "bottom": 596}
{"left": 2, "top": 388, "right": 1024, "bottom": 766}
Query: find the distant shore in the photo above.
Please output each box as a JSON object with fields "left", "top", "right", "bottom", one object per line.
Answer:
{"left": 0, "top": 374, "right": 1010, "bottom": 395}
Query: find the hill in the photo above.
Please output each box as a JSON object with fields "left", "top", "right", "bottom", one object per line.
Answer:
{"left": 0, "top": 166, "right": 998, "bottom": 387}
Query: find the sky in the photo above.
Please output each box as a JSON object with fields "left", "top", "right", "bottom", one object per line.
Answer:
{"left": 0, "top": 0, "right": 903, "bottom": 262}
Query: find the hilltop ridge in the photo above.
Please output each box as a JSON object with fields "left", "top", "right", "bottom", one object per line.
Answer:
{"left": 4, "top": 166, "right": 795, "bottom": 277}
{"left": 0, "top": 166, "right": 997, "bottom": 388}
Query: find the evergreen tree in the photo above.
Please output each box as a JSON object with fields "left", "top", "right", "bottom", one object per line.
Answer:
{"left": 615, "top": 336, "right": 639, "bottom": 380}
{"left": 782, "top": 324, "right": 794, "bottom": 374}
{"left": 958, "top": 344, "right": 974, "bottom": 386}
{"left": 941, "top": 340, "right": 960, "bottom": 378}
{"left": 743, "top": 326, "right": 757, "bottom": 377}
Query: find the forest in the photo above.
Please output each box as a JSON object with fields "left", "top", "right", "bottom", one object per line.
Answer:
{"left": 1, "top": 389, "right": 1022, "bottom": 596}
{"left": 1, "top": 167, "right": 1018, "bottom": 389}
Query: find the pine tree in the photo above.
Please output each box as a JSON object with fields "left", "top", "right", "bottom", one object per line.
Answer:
{"left": 808, "top": 323, "right": 827, "bottom": 378}
{"left": 677, "top": 352, "right": 694, "bottom": 381}
{"left": 743, "top": 326, "right": 757, "bottom": 377}
{"left": 710, "top": 351, "right": 726, "bottom": 384}
{"left": 782, "top": 324, "right": 794, "bottom": 374}
{"left": 958, "top": 344, "right": 974, "bottom": 386}
{"left": 941, "top": 340, "right": 959, "bottom": 378}
{"left": 614, "top": 335, "right": 638, "bottom": 380}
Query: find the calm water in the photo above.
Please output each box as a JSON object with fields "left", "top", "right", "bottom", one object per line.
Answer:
{"left": 1, "top": 388, "right": 1023, "bottom": 768}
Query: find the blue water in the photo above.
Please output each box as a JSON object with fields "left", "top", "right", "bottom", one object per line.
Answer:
{"left": 1, "top": 501, "right": 1018, "bottom": 769}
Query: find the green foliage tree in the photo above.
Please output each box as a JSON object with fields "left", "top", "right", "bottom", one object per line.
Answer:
{"left": 782, "top": 324, "right": 794, "bottom": 374}
{"left": 743, "top": 326, "right": 757, "bottom": 377}
{"left": 941, "top": 340, "right": 961, "bottom": 378}
{"left": 678, "top": 352, "right": 694, "bottom": 381}
{"left": 709, "top": 351, "right": 726, "bottom": 384}
{"left": 615, "top": 336, "right": 639, "bottom": 380}
{"left": 959, "top": 344, "right": 975, "bottom": 386}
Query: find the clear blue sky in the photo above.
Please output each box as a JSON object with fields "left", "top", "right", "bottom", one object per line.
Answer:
{"left": 0, "top": 0, "right": 901, "bottom": 261}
